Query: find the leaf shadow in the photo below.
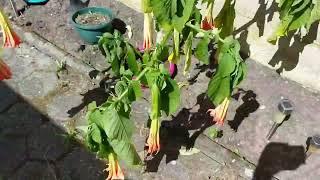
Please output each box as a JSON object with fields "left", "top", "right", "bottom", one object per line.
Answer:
{"left": 144, "top": 93, "right": 216, "bottom": 172}
{"left": 228, "top": 89, "right": 260, "bottom": 132}
{"left": 268, "top": 22, "right": 319, "bottom": 74}
{"left": 67, "top": 74, "right": 117, "bottom": 117}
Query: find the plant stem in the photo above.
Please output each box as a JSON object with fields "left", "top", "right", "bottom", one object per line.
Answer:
{"left": 117, "top": 67, "right": 150, "bottom": 101}
{"left": 160, "top": 30, "right": 173, "bottom": 45}
{"left": 185, "top": 22, "right": 225, "bottom": 43}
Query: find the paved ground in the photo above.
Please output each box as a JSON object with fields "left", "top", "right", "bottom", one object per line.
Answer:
{"left": 1, "top": 0, "right": 320, "bottom": 180}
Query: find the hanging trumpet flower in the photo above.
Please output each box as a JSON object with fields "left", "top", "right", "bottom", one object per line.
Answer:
{"left": 0, "top": 9, "right": 21, "bottom": 48}
{"left": 0, "top": 58, "right": 11, "bottom": 80}
{"left": 201, "top": 0, "right": 215, "bottom": 30}
{"left": 106, "top": 153, "right": 124, "bottom": 180}
{"left": 207, "top": 97, "right": 230, "bottom": 126}
{"left": 146, "top": 82, "right": 161, "bottom": 154}
{"left": 142, "top": 0, "right": 153, "bottom": 50}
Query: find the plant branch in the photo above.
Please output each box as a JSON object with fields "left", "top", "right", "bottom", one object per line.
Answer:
{"left": 185, "top": 22, "right": 225, "bottom": 43}
{"left": 117, "top": 67, "right": 150, "bottom": 101}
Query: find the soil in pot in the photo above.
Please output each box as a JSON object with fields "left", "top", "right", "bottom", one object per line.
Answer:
{"left": 75, "top": 12, "right": 109, "bottom": 25}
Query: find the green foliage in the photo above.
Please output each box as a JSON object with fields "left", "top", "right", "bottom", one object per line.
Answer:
{"left": 160, "top": 76, "right": 181, "bottom": 115}
{"left": 98, "top": 30, "right": 141, "bottom": 77}
{"left": 207, "top": 37, "right": 247, "bottom": 105}
{"left": 269, "top": 0, "right": 320, "bottom": 43}
{"left": 142, "top": 0, "right": 152, "bottom": 13}
{"left": 183, "top": 31, "right": 193, "bottom": 74}
{"left": 86, "top": 99, "right": 142, "bottom": 167}
{"left": 150, "top": 0, "right": 197, "bottom": 32}
{"left": 214, "top": 0, "right": 235, "bottom": 38}
{"left": 195, "top": 35, "right": 210, "bottom": 65}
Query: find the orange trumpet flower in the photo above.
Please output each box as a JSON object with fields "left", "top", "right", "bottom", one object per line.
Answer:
{"left": 207, "top": 98, "right": 230, "bottom": 126}
{"left": 201, "top": 2, "right": 215, "bottom": 30}
{"left": 143, "top": 13, "right": 153, "bottom": 50}
{"left": 0, "top": 9, "right": 21, "bottom": 48}
{"left": 0, "top": 58, "right": 12, "bottom": 80}
{"left": 106, "top": 153, "right": 124, "bottom": 180}
{"left": 146, "top": 116, "right": 160, "bottom": 154}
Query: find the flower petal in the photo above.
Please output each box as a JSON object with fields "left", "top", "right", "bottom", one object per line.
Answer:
{"left": 0, "top": 9, "right": 21, "bottom": 48}
{"left": 0, "top": 59, "right": 12, "bottom": 80}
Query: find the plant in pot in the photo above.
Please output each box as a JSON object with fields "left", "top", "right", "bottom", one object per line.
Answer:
{"left": 71, "top": 6, "right": 114, "bottom": 44}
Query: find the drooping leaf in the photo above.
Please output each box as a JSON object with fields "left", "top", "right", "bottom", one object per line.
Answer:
{"left": 160, "top": 77, "right": 180, "bottom": 115}
{"left": 115, "top": 81, "right": 127, "bottom": 97}
{"left": 208, "top": 76, "right": 231, "bottom": 105}
{"left": 89, "top": 123, "right": 102, "bottom": 144}
{"left": 126, "top": 44, "right": 140, "bottom": 76}
{"left": 150, "top": 0, "right": 196, "bottom": 32}
{"left": 173, "top": 29, "right": 180, "bottom": 63}
{"left": 89, "top": 106, "right": 134, "bottom": 142}
{"left": 110, "top": 139, "right": 142, "bottom": 166}
{"left": 269, "top": 0, "right": 315, "bottom": 43}
{"left": 291, "top": 0, "right": 311, "bottom": 14}
{"left": 145, "top": 70, "right": 161, "bottom": 87}
{"left": 183, "top": 31, "right": 193, "bottom": 75}
{"left": 195, "top": 35, "right": 210, "bottom": 65}
{"left": 128, "top": 80, "right": 142, "bottom": 102}
{"left": 207, "top": 38, "right": 246, "bottom": 105}
{"left": 214, "top": 0, "right": 235, "bottom": 38}
{"left": 289, "top": 6, "right": 312, "bottom": 31}
{"left": 307, "top": 0, "right": 320, "bottom": 29}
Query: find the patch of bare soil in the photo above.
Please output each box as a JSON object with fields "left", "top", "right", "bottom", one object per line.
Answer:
{"left": 75, "top": 12, "right": 109, "bottom": 25}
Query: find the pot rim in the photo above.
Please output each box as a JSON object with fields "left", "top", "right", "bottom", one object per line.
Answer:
{"left": 71, "top": 6, "right": 114, "bottom": 30}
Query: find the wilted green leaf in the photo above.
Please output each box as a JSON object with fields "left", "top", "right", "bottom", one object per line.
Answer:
{"left": 126, "top": 44, "right": 140, "bottom": 76}
{"left": 183, "top": 31, "right": 193, "bottom": 75}
{"left": 307, "top": 0, "right": 320, "bottom": 29}
{"left": 115, "top": 81, "right": 127, "bottom": 97}
{"left": 110, "top": 139, "right": 142, "bottom": 166}
{"left": 128, "top": 80, "right": 142, "bottom": 102}
{"left": 195, "top": 36, "right": 210, "bottom": 65}
{"left": 214, "top": 0, "right": 235, "bottom": 38}
{"left": 160, "top": 77, "right": 180, "bottom": 115}
{"left": 150, "top": 0, "right": 196, "bottom": 32}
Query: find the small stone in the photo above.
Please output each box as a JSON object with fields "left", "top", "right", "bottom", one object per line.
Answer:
{"left": 244, "top": 168, "right": 253, "bottom": 177}
{"left": 259, "top": 105, "right": 266, "bottom": 110}
{"left": 170, "top": 160, "right": 177, "bottom": 165}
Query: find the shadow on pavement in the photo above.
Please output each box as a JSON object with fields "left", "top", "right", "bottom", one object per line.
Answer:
{"left": 253, "top": 142, "right": 306, "bottom": 180}
{"left": 228, "top": 89, "right": 260, "bottom": 132}
{"left": 145, "top": 93, "right": 215, "bottom": 172}
{"left": 0, "top": 82, "right": 106, "bottom": 179}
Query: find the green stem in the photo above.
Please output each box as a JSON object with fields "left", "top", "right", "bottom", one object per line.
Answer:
{"left": 185, "top": 22, "right": 225, "bottom": 43}
{"left": 160, "top": 30, "right": 173, "bottom": 45}
{"left": 117, "top": 67, "right": 150, "bottom": 101}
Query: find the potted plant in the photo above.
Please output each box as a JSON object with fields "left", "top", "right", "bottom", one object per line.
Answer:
{"left": 71, "top": 6, "right": 114, "bottom": 44}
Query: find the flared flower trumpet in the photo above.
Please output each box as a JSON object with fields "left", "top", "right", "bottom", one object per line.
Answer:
{"left": 146, "top": 116, "right": 160, "bottom": 155}
{"left": 207, "top": 98, "right": 230, "bottom": 126}
{"left": 106, "top": 153, "right": 124, "bottom": 180}
{"left": 0, "top": 9, "right": 21, "bottom": 47}
{"left": 201, "top": 2, "right": 214, "bottom": 30}
{"left": 0, "top": 58, "right": 12, "bottom": 80}
{"left": 143, "top": 13, "right": 153, "bottom": 50}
